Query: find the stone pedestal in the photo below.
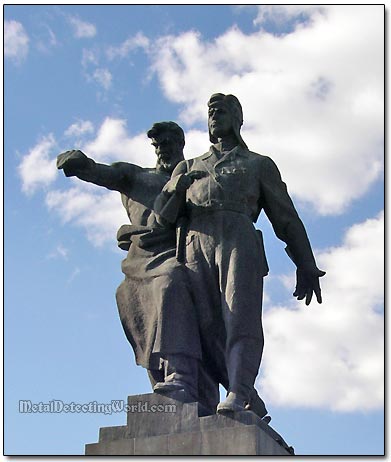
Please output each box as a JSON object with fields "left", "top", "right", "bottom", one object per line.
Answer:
{"left": 85, "top": 393, "right": 294, "bottom": 456}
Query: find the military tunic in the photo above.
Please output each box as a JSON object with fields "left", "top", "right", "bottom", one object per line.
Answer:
{"left": 155, "top": 144, "right": 316, "bottom": 398}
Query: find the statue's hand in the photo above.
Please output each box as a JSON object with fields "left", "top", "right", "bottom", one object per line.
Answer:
{"left": 175, "top": 170, "right": 207, "bottom": 193}
{"left": 293, "top": 262, "right": 326, "bottom": 306}
{"left": 57, "top": 150, "right": 89, "bottom": 177}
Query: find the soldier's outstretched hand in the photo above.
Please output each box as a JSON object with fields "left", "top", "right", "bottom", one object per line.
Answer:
{"left": 293, "top": 262, "right": 326, "bottom": 306}
{"left": 57, "top": 150, "right": 89, "bottom": 177}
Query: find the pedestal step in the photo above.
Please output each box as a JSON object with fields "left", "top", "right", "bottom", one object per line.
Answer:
{"left": 85, "top": 393, "right": 294, "bottom": 456}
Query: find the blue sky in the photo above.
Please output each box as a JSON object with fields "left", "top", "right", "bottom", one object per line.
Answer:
{"left": 4, "top": 4, "right": 384, "bottom": 456}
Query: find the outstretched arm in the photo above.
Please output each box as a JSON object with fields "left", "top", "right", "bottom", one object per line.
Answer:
{"left": 259, "top": 157, "right": 325, "bottom": 305}
{"left": 57, "top": 150, "right": 141, "bottom": 193}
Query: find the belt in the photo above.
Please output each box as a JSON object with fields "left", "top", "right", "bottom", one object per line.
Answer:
{"left": 187, "top": 200, "right": 251, "bottom": 218}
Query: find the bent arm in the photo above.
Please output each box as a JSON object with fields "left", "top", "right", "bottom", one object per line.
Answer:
{"left": 57, "top": 150, "right": 141, "bottom": 193}
{"left": 153, "top": 160, "right": 188, "bottom": 226}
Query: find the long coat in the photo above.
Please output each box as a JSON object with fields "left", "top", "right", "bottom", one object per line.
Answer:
{"left": 116, "top": 224, "right": 201, "bottom": 370}
{"left": 113, "top": 167, "right": 202, "bottom": 370}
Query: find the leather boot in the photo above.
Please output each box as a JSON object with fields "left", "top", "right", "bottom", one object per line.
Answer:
{"left": 153, "top": 354, "right": 198, "bottom": 400}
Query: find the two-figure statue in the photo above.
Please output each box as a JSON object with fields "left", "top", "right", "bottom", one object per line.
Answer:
{"left": 57, "top": 93, "right": 325, "bottom": 418}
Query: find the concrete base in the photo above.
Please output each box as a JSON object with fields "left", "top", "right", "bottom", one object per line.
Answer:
{"left": 85, "top": 393, "right": 294, "bottom": 455}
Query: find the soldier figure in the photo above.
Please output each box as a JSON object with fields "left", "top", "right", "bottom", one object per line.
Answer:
{"left": 57, "top": 122, "right": 217, "bottom": 412}
{"left": 154, "top": 94, "right": 325, "bottom": 414}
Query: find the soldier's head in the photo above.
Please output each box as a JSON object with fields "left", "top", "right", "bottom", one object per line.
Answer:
{"left": 147, "top": 121, "right": 185, "bottom": 174}
{"left": 207, "top": 93, "right": 247, "bottom": 148}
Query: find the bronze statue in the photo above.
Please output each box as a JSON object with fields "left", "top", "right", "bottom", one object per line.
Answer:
{"left": 57, "top": 122, "right": 219, "bottom": 412}
{"left": 154, "top": 93, "right": 326, "bottom": 414}
{"left": 58, "top": 95, "right": 325, "bottom": 420}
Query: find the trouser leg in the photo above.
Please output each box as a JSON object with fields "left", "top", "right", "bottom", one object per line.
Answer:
{"left": 218, "top": 242, "right": 265, "bottom": 412}
{"left": 217, "top": 307, "right": 264, "bottom": 413}
{"left": 185, "top": 215, "right": 268, "bottom": 415}
{"left": 226, "top": 335, "right": 264, "bottom": 401}
{"left": 197, "top": 362, "right": 221, "bottom": 413}
{"left": 222, "top": 338, "right": 268, "bottom": 418}
{"left": 221, "top": 249, "right": 264, "bottom": 397}
{"left": 185, "top": 255, "right": 229, "bottom": 391}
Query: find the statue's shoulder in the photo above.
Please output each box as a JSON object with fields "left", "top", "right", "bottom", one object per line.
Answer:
{"left": 197, "top": 150, "right": 213, "bottom": 160}
{"left": 244, "top": 150, "right": 282, "bottom": 178}
{"left": 186, "top": 151, "right": 212, "bottom": 165}
{"left": 245, "top": 149, "right": 274, "bottom": 165}
{"left": 179, "top": 154, "right": 208, "bottom": 170}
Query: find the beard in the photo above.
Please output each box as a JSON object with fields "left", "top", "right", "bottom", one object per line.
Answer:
{"left": 156, "top": 152, "right": 182, "bottom": 174}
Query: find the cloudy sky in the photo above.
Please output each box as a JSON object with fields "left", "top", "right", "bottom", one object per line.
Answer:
{"left": 5, "top": 4, "right": 384, "bottom": 456}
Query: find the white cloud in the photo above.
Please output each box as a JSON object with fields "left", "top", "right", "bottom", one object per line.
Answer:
{"left": 47, "top": 244, "right": 69, "bottom": 260}
{"left": 47, "top": 27, "right": 58, "bottom": 46}
{"left": 147, "top": 5, "right": 384, "bottom": 215}
{"left": 106, "top": 32, "right": 150, "bottom": 60}
{"left": 80, "top": 49, "right": 112, "bottom": 92}
{"left": 81, "top": 48, "right": 99, "bottom": 68}
{"left": 18, "top": 134, "right": 58, "bottom": 195}
{"left": 82, "top": 117, "right": 156, "bottom": 166}
{"left": 46, "top": 187, "right": 128, "bottom": 247}
{"left": 80, "top": 49, "right": 113, "bottom": 91}
{"left": 64, "top": 120, "right": 94, "bottom": 138}
{"left": 36, "top": 25, "right": 58, "bottom": 53}
{"left": 253, "top": 5, "right": 326, "bottom": 32}
{"left": 259, "top": 212, "right": 384, "bottom": 412}
{"left": 92, "top": 68, "right": 112, "bottom": 90}
{"left": 183, "top": 129, "right": 210, "bottom": 159}
{"left": 68, "top": 15, "right": 96, "bottom": 39}
{"left": 67, "top": 267, "right": 81, "bottom": 284}
{"left": 5, "top": 20, "right": 29, "bottom": 63}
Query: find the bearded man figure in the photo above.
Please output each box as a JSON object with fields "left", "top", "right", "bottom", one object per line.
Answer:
{"left": 57, "top": 122, "right": 218, "bottom": 413}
